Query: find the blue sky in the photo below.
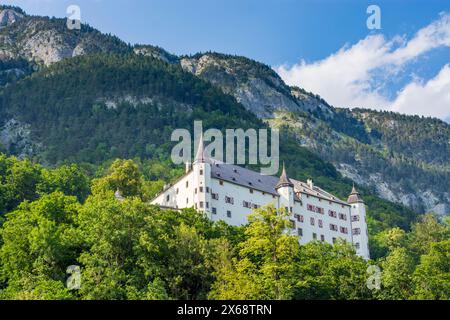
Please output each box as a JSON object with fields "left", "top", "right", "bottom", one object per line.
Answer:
{"left": 4, "top": 0, "right": 450, "bottom": 120}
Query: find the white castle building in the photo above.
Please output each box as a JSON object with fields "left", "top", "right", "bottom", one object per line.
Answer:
{"left": 151, "top": 139, "right": 370, "bottom": 259}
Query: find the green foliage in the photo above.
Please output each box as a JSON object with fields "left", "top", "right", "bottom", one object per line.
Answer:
{"left": 37, "top": 164, "right": 90, "bottom": 202}
{"left": 0, "top": 154, "right": 90, "bottom": 215}
{"left": 0, "top": 192, "right": 80, "bottom": 299}
{"left": 412, "top": 239, "right": 450, "bottom": 299}
{"left": 209, "top": 206, "right": 301, "bottom": 300}
{"left": 0, "top": 158, "right": 448, "bottom": 300}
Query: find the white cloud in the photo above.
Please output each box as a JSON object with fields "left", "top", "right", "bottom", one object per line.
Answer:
{"left": 391, "top": 64, "right": 450, "bottom": 119}
{"left": 276, "top": 13, "right": 450, "bottom": 119}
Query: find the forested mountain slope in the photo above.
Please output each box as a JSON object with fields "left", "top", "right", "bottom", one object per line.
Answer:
{"left": 181, "top": 52, "right": 449, "bottom": 215}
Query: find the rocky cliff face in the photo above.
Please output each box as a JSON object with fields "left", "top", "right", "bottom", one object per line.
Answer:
{"left": 181, "top": 53, "right": 331, "bottom": 118}
{"left": 0, "top": 7, "right": 130, "bottom": 66}
{"left": 0, "top": 8, "right": 23, "bottom": 28}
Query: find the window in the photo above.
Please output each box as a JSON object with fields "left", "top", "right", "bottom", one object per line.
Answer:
{"left": 212, "top": 193, "right": 219, "bottom": 200}
{"left": 249, "top": 189, "right": 254, "bottom": 194}
{"left": 227, "top": 210, "right": 232, "bottom": 218}
{"left": 353, "top": 228, "right": 361, "bottom": 235}
{"left": 199, "top": 187, "right": 203, "bottom": 193}
{"left": 290, "top": 207, "right": 293, "bottom": 213}
{"left": 176, "top": 188, "right": 179, "bottom": 194}
{"left": 195, "top": 188, "right": 197, "bottom": 194}
{"left": 243, "top": 201, "right": 251, "bottom": 208}
{"left": 338, "top": 213, "right": 347, "bottom": 220}
{"left": 186, "top": 181, "right": 189, "bottom": 188}
{"left": 310, "top": 217, "right": 315, "bottom": 226}
{"left": 316, "top": 207, "right": 324, "bottom": 214}
{"left": 166, "top": 195, "right": 170, "bottom": 202}
{"left": 355, "top": 242, "right": 360, "bottom": 249}
{"left": 340, "top": 226, "right": 348, "bottom": 234}
{"left": 290, "top": 220, "right": 295, "bottom": 228}
{"left": 186, "top": 198, "right": 189, "bottom": 204}
{"left": 330, "top": 224, "right": 338, "bottom": 231}
{"left": 318, "top": 219, "right": 323, "bottom": 228}
{"left": 225, "top": 196, "right": 234, "bottom": 204}
{"left": 352, "top": 215, "right": 360, "bottom": 222}
{"left": 219, "top": 180, "right": 224, "bottom": 186}
{"left": 200, "top": 169, "right": 203, "bottom": 175}
{"left": 212, "top": 207, "right": 217, "bottom": 214}
{"left": 320, "top": 235, "right": 325, "bottom": 242}
{"left": 307, "top": 204, "right": 314, "bottom": 211}
{"left": 199, "top": 201, "right": 204, "bottom": 208}
{"left": 206, "top": 202, "right": 209, "bottom": 209}
{"left": 313, "top": 233, "right": 317, "bottom": 240}
{"left": 253, "top": 204, "right": 260, "bottom": 209}
{"left": 297, "top": 228, "right": 303, "bottom": 236}
{"left": 332, "top": 237, "right": 337, "bottom": 244}
{"left": 328, "top": 210, "right": 337, "bottom": 218}
{"left": 206, "top": 187, "right": 210, "bottom": 193}
{"left": 299, "top": 215, "right": 304, "bottom": 223}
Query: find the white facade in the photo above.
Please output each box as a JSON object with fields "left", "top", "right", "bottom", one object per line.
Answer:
{"left": 152, "top": 144, "right": 370, "bottom": 259}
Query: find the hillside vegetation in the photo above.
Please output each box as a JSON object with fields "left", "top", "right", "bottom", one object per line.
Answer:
{"left": 0, "top": 156, "right": 448, "bottom": 300}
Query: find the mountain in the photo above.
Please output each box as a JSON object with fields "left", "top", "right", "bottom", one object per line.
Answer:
{"left": 0, "top": 4, "right": 130, "bottom": 83}
{"left": 0, "top": 6, "right": 445, "bottom": 219}
{"left": 180, "top": 53, "right": 450, "bottom": 215}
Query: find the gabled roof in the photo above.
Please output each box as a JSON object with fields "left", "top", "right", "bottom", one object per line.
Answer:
{"left": 209, "top": 160, "right": 349, "bottom": 205}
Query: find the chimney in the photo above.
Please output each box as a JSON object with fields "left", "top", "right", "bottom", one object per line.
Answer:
{"left": 307, "top": 179, "right": 313, "bottom": 189}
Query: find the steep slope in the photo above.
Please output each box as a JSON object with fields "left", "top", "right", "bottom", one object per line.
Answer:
{"left": 180, "top": 52, "right": 449, "bottom": 215}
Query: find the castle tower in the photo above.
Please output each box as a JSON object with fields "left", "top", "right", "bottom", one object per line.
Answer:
{"left": 348, "top": 184, "right": 370, "bottom": 259}
{"left": 193, "top": 133, "right": 211, "bottom": 215}
{"left": 275, "top": 162, "right": 295, "bottom": 215}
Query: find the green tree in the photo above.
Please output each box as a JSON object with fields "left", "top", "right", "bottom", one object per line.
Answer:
{"left": 209, "top": 205, "right": 300, "bottom": 300}
{"left": 76, "top": 192, "right": 156, "bottom": 300}
{"left": 378, "top": 247, "right": 415, "bottom": 300}
{"left": 408, "top": 214, "right": 448, "bottom": 258}
{"left": 0, "top": 192, "right": 80, "bottom": 299}
{"left": 294, "top": 240, "right": 371, "bottom": 300}
{"left": 91, "top": 159, "right": 144, "bottom": 198}
{"left": 37, "top": 164, "right": 90, "bottom": 202}
{"left": 412, "top": 239, "right": 450, "bottom": 300}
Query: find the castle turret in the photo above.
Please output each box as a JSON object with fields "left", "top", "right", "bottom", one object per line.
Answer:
{"left": 348, "top": 184, "right": 370, "bottom": 259}
{"left": 275, "top": 163, "right": 294, "bottom": 215}
{"left": 192, "top": 133, "right": 211, "bottom": 215}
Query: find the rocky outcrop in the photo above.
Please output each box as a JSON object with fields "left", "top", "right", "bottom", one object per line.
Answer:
{"left": 0, "top": 8, "right": 23, "bottom": 28}
{"left": 0, "top": 8, "right": 131, "bottom": 66}
{"left": 180, "top": 53, "right": 330, "bottom": 118}
{"left": 0, "top": 119, "right": 40, "bottom": 158}
{"left": 134, "top": 45, "right": 179, "bottom": 64}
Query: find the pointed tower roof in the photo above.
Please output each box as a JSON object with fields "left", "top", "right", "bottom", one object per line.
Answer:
{"left": 347, "top": 183, "right": 364, "bottom": 204}
{"left": 194, "top": 132, "right": 205, "bottom": 164}
{"left": 275, "top": 162, "right": 294, "bottom": 189}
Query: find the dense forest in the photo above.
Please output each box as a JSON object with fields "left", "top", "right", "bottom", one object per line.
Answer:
{"left": 0, "top": 155, "right": 448, "bottom": 300}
